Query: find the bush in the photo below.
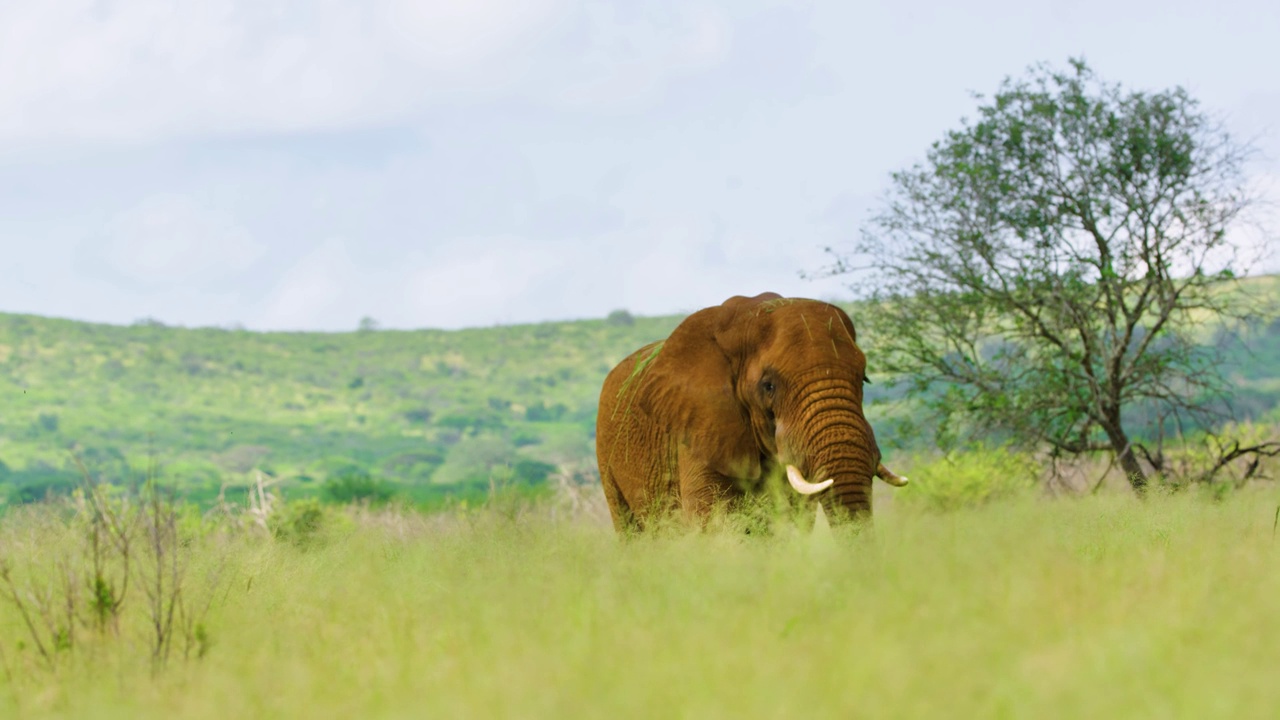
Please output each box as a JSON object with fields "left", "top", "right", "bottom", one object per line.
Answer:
{"left": 511, "top": 430, "right": 542, "bottom": 448}
{"left": 403, "top": 407, "right": 434, "bottom": 424}
{"left": 270, "top": 498, "right": 335, "bottom": 548}
{"left": 323, "top": 471, "right": 395, "bottom": 505}
{"left": 525, "top": 401, "right": 567, "bottom": 422}
{"left": 895, "top": 446, "right": 1038, "bottom": 511}
{"left": 437, "top": 409, "right": 506, "bottom": 433}
{"left": 606, "top": 309, "right": 635, "bottom": 326}
{"left": 511, "top": 458, "right": 557, "bottom": 486}
{"left": 382, "top": 451, "right": 445, "bottom": 481}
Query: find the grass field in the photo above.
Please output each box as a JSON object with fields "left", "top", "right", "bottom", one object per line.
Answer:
{"left": 1, "top": 278, "right": 1278, "bottom": 717}
{"left": 2, "top": 481, "right": 1278, "bottom": 719}
{"left": 2, "top": 274, "right": 1278, "bottom": 509}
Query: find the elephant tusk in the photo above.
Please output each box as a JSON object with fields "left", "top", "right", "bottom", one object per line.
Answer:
{"left": 812, "top": 501, "right": 833, "bottom": 543}
{"left": 786, "top": 465, "right": 833, "bottom": 495}
{"left": 876, "top": 463, "right": 909, "bottom": 487}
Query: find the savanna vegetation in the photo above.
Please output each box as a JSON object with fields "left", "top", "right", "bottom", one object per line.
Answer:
{"left": 2, "top": 474, "right": 1280, "bottom": 718}
{"left": 1, "top": 278, "right": 1277, "bottom": 717}
{"left": 822, "top": 59, "right": 1280, "bottom": 491}
{"left": 3, "top": 276, "right": 1278, "bottom": 511}
{"left": 0, "top": 308, "right": 683, "bottom": 509}
{"left": 2, "top": 58, "right": 1279, "bottom": 717}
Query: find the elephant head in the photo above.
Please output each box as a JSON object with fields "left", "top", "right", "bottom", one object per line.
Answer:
{"left": 596, "top": 292, "right": 906, "bottom": 531}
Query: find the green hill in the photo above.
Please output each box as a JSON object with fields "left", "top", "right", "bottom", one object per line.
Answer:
{"left": 2, "top": 278, "right": 1278, "bottom": 507}
{"left": 0, "top": 309, "right": 682, "bottom": 506}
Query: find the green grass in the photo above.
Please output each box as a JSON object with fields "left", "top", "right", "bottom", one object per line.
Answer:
{"left": 2, "top": 276, "right": 1279, "bottom": 507}
{"left": 0, "top": 310, "right": 684, "bottom": 505}
{"left": 3, "top": 486, "right": 1279, "bottom": 718}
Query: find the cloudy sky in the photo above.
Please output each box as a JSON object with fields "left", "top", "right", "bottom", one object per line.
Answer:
{"left": 1, "top": 0, "right": 1277, "bottom": 331}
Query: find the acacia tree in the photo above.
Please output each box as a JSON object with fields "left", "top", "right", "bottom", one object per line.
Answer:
{"left": 826, "top": 59, "right": 1265, "bottom": 492}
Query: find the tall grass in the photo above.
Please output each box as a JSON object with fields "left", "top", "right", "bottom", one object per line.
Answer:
{"left": 1, "top": 484, "right": 1279, "bottom": 718}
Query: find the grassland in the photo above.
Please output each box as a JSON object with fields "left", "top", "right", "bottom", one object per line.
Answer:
{"left": 0, "top": 310, "right": 684, "bottom": 507}
{"left": 1, "top": 481, "right": 1279, "bottom": 719}
{"left": 2, "top": 275, "right": 1279, "bottom": 509}
{"left": 2, "top": 278, "right": 1280, "bottom": 717}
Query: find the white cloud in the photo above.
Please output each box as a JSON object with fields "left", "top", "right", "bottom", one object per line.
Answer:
{"left": 599, "top": 218, "right": 846, "bottom": 317}
{"left": 552, "top": 4, "right": 733, "bottom": 110}
{"left": 378, "top": 0, "right": 568, "bottom": 71}
{"left": 0, "top": 0, "right": 750, "bottom": 148}
{"left": 98, "top": 193, "right": 264, "bottom": 287}
{"left": 260, "top": 239, "right": 357, "bottom": 329}
{"left": 1238, "top": 171, "right": 1280, "bottom": 275}
{"left": 0, "top": 0, "right": 561, "bottom": 144}
{"left": 403, "top": 237, "right": 566, "bottom": 326}
{"left": 243, "top": 221, "right": 842, "bottom": 331}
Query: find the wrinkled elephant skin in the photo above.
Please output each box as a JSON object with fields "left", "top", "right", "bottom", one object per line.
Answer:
{"left": 596, "top": 293, "right": 906, "bottom": 532}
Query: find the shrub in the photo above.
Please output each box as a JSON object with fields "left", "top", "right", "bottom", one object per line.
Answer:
{"left": 606, "top": 309, "right": 635, "bottom": 326}
{"left": 323, "top": 471, "right": 395, "bottom": 505}
{"left": 382, "top": 451, "right": 445, "bottom": 481}
{"left": 403, "top": 407, "right": 434, "bottom": 424}
{"left": 437, "top": 409, "right": 506, "bottom": 433}
{"left": 270, "top": 498, "right": 334, "bottom": 548}
{"left": 525, "top": 401, "right": 567, "bottom": 422}
{"left": 511, "top": 430, "right": 542, "bottom": 448}
{"left": 511, "top": 458, "right": 557, "bottom": 486}
{"left": 895, "top": 446, "right": 1038, "bottom": 511}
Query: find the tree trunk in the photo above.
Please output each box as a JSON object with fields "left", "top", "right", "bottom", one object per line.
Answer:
{"left": 1101, "top": 415, "right": 1147, "bottom": 494}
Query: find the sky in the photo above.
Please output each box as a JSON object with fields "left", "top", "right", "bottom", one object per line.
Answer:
{"left": 1, "top": 0, "right": 1277, "bottom": 331}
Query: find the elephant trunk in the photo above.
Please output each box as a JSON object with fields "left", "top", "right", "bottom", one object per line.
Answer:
{"left": 818, "top": 441, "right": 877, "bottom": 519}
{"left": 790, "top": 377, "right": 881, "bottom": 520}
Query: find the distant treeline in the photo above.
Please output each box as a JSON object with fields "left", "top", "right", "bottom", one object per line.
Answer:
{"left": 2, "top": 279, "right": 1277, "bottom": 508}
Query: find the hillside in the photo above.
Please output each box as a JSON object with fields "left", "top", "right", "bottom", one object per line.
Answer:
{"left": 0, "top": 310, "right": 681, "bottom": 505}
{"left": 2, "top": 277, "right": 1279, "bottom": 507}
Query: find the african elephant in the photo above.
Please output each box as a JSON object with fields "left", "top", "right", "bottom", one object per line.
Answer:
{"left": 595, "top": 292, "right": 907, "bottom": 533}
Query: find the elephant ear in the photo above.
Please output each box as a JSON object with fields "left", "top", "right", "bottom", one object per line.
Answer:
{"left": 712, "top": 293, "right": 783, "bottom": 370}
{"left": 638, "top": 293, "right": 781, "bottom": 480}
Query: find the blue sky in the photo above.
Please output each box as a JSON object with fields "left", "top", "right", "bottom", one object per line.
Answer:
{"left": 1, "top": 0, "right": 1277, "bottom": 330}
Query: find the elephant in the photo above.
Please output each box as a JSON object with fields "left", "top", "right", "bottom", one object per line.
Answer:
{"left": 595, "top": 292, "right": 907, "bottom": 533}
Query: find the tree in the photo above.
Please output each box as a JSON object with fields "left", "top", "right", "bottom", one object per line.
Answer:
{"left": 606, "top": 309, "right": 635, "bottom": 327}
{"left": 823, "top": 59, "right": 1264, "bottom": 493}
{"left": 323, "top": 470, "right": 395, "bottom": 505}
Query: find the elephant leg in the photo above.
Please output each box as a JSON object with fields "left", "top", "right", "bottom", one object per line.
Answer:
{"left": 678, "top": 464, "right": 740, "bottom": 526}
{"left": 600, "top": 470, "right": 638, "bottom": 533}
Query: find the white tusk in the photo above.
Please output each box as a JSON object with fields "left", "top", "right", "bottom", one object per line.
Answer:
{"left": 876, "top": 463, "right": 909, "bottom": 487}
{"left": 786, "top": 465, "right": 833, "bottom": 495}
{"left": 812, "top": 501, "right": 833, "bottom": 544}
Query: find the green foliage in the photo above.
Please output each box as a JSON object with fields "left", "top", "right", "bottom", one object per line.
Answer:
{"left": 0, "top": 478, "right": 225, "bottom": 675}
{"left": 605, "top": 309, "right": 635, "bottom": 326}
{"left": 511, "top": 430, "right": 542, "bottom": 448}
{"left": 895, "top": 446, "right": 1039, "bottom": 511}
{"left": 3, "top": 492, "right": 1280, "bottom": 715}
{"left": 829, "top": 58, "right": 1260, "bottom": 490}
{"left": 322, "top": 471, "right": 395, "bottom": 505}
{"left": 270, "top": 498, "right": 336, "bottom": 547}
{"left": 511, "top": 458, "right": 556, "bottom": 485}
{"left": 0, "top": 308, "right": 682, "bottom": 507}
{"left": 525, "top": 400, "right": 567, "bottom": 422}
{"left": 380, "top": 451, "right": 444, "bottom": 482}
{"left": 0, "top": 262, "right": 1276, "bottom": 511}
